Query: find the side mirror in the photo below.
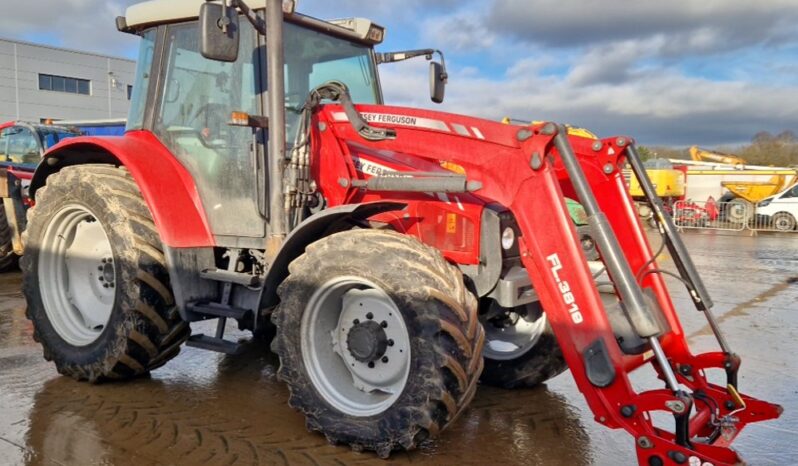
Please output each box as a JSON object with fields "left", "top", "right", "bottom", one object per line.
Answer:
{"left": 429, "top": 61, "right": 447, "bottom": 104}
{"left": 200, "top": 2, "right": 240, "bottom": 62}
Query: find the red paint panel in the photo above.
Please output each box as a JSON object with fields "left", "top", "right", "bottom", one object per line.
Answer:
{"left": 42, "top": 131, "right": 214, "bottom": 248}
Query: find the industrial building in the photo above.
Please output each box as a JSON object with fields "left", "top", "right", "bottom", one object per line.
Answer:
{"left": 0, "top": 37, "right": 135, "bottom": 123}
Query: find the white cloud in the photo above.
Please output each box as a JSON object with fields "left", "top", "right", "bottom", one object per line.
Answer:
{"left": 378, "top": 55, "right": 798, "bottom": 146}
{"left": 486, "top": 0, "right": 798, "bottom": 50}
{"left": 2, "top": 0, "right": 795, "bottom": 145}
{"left": 422, "top": 11, "right": 497, "bottom": 51}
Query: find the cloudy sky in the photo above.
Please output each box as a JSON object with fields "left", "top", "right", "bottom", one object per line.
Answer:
{"left": 3, "top": 0, "right": 797, "bottom": 146}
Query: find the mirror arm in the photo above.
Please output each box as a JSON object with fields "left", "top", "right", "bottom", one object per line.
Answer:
{"left": 378, "top": 48, "right": 448, "bottom": 82}
{"left": 226, "top": 0, "right": 267, "bottom": 35}
{"left": 377, "top": 49, "right": 435, "bottom": 64}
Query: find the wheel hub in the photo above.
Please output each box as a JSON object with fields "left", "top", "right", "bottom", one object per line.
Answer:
{"left": 347, "top": 320, "right": 389, "bottom": 363}
{"left": 300, "top": 277, "right": 411, "bottom": 417}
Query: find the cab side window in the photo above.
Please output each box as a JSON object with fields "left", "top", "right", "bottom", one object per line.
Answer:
{"left": 0, "top": 128, "right": 10, "bottom": 161}
{"left": 7, "top": 127, "right": 41, "bottom": 164}
{"left": 782, "top": 185, "right": 798, "bottom": 199}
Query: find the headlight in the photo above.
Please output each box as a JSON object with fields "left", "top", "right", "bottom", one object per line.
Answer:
{"left": 501, "top": 227, "right": 516, "bottom": 250}
{"left": 758, "top": 199, "right": 771, "bottom": 208}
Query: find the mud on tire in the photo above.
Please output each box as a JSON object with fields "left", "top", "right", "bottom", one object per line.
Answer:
{"left": 21, "top": 164, "right": 190, "bottom": 382}
{"left": 271, "top": 229, "right": 485, "bottom": 458}
{"left": 0, "top": 206, "right": 19, "bottom": 272}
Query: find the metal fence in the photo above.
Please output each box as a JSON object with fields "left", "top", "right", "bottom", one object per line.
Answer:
{"left": 661, "top": 199, "right": 798, "bottom": 233}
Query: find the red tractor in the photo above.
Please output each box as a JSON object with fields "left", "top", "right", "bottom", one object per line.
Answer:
{"left": 21, "top": 1, "right": 780, "bottom": 464}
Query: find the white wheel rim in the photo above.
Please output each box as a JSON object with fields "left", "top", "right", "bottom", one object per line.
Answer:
{"left": 483, "top": 305, "right": 547, "bottom": 361}
{"left": 774, "top": 215, "right": 794, "bottom": 231}
{"left": 301, "top": 277, "right": 411, "bottom": 417}
{"left": 38, "top": 204, "right": 115, "bottom": 346}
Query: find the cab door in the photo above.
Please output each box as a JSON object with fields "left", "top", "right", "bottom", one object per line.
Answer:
{"left": 153, "top": 20, "right": 265, "bottom": 244}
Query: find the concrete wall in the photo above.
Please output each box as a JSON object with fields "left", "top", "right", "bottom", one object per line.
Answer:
{"left": 0, "top": 38, "right": 135, "bottom": 124}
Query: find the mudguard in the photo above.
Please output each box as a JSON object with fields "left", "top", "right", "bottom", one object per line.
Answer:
{"left": 260, "top": 201, "right": 407, "bottom": 309}
{"left": 30, "top": 130, "right": 214, "bottom": 248}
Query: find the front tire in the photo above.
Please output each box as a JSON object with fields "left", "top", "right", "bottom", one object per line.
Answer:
{"left": 272, "top": 229, "right": 484, "bottom": 458}
{"left": 21, "top": 165, "right": 190, "bottom": 382}
{"left": 480, "top": 301, "right": 567, "bottom": 389}
{"left": 772, "top": 212, "right": 797, "bottom": 231}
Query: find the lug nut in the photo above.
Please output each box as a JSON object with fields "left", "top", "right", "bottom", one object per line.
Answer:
{"left": 381, "top": 356, "right": 389, "bottom": 363}
{"left": 368, "top": 362, "right": 375, "bottom": 368}
{"left": 103, "top": 284, "right": 109, "bottom": 288}
{"left": 387, "top": 339, "right": 394, "bottom": 346}
{"left": 380, "top": 321, "right": 388, "bottom": 328}
{"left": 353, "top": 319, "right": 360, "bottom": 325}
{"left": 97, "top": 266, "right": 103, "bottom": 271}
{"left": 99, "top": 277, "right": 104, "bottom": 282}
{"left": 366, "top": 312, "right": 373, "bottom": 320}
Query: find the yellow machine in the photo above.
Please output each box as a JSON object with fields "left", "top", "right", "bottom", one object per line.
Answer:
{"left": 674, "top": 147, "right": 798, "bottom": 223}
{"left": 689, "top": 146, "right": 747, "bottom": 165}
{"left": 686, "top": 147, "right": 797, "bottom": 203}
{"left": 722, "top": 176, "right": 794, "bottom": 203}
{"left": 627, "top": 168, "right": 685, "bottom": 199}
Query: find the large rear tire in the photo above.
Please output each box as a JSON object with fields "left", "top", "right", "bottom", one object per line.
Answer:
{"left": 0, "top": 207, "right": 19, "bottom": 272}
{"left": 272, "top": 229, "right": 484, "bottom": 458}
{"left": 21, "top": 165, "right": 190, "bottom": 382}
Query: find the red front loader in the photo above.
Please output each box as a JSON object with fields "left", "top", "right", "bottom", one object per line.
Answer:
{"left": 21, "top": 1, "right": 780, "bottom": 464}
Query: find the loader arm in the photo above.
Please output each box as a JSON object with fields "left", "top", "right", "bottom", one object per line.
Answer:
{"left": 509, "top": 125, "right": 781, "bottom": 466}
{"left": 318, "top": 103, "right": 782, "bottom": 464}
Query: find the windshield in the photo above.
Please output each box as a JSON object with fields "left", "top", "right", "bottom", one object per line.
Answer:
{"left": 37, "top": 126, "right": 80, "bottom": 150}
{"left": 284, "top": 22, "right": 380, "bottom": 136}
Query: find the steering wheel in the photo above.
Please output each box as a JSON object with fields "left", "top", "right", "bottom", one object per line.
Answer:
{"left": 189, "top": 103, "right": 232, "bottom": 146}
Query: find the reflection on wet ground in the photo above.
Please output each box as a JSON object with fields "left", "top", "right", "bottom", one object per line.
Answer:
{"left": 1, "top": 232, "right": 797, "bottom": 465}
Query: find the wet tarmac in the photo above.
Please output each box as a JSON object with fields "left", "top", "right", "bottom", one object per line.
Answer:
{"left": 1, "top": 232, "right": 796, "bottom": 465}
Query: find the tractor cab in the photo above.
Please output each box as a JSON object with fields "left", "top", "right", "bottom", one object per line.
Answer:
{"left": 122, "top": 1, "right": 380, "bottom": 241}
{"left": 119, "top": 0, "right": 444, "bottom": 244}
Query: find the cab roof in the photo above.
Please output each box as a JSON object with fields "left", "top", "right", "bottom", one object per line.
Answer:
{"left": 120, "top": 0, "right": 385, "bottom": 45}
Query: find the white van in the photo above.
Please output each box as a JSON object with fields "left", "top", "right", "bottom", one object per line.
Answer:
{"left": 755, "top": 184, "right": 798, "bottom": 231}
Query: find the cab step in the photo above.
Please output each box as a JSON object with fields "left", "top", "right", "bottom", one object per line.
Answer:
{"left": 186, "top": 334, "right": 243, "bottom": 355}
{"left": 187, "top": 302, "right": 252, "bottom": 320}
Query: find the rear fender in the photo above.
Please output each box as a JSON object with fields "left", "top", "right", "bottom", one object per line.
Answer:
{"left": 30, "top": 131, "right": 214, "bottom": 248}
